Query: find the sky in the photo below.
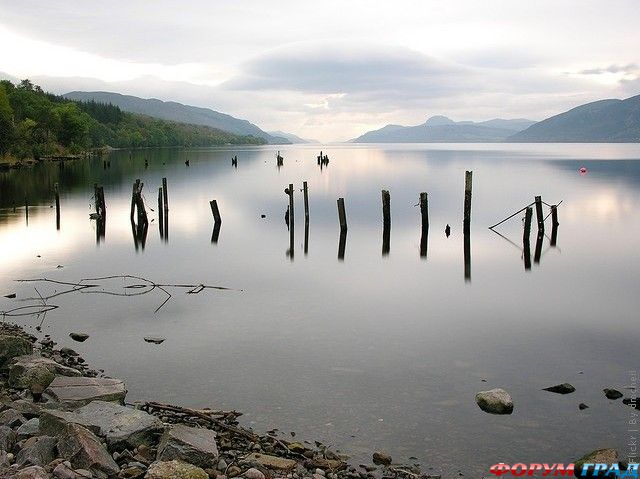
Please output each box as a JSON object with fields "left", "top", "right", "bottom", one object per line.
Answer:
{"left": 0, "top": 0, "right": 639, "bottom": 142}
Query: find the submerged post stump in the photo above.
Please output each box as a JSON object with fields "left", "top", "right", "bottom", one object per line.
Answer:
{"left": 337, "top": 197, "right": 347, "bottom": 231}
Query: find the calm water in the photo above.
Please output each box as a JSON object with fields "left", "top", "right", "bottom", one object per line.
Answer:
{"left": 1, "top": 144, "right": 639, "bottom": 476}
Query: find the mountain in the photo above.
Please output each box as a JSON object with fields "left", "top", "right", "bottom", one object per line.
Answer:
{"left": 267, "top": 130, "right": 318, "bottom": 144}
{"left": 63, "top": 91, "right": 289, "bottom": 144}
{"left": 509, "top": 94, "right": 640, "bottom": 142}
{"left": 351, "top": 116, "right": 535, "bottom": 143}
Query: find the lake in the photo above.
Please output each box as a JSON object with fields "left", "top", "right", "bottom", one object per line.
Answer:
{"left": 1, "top": 143, "right": 639, "bottom": 476}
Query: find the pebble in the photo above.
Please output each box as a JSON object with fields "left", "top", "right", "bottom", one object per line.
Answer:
{"left": 244, "top": 468, "right": 265, "bottom": 479}
{"left": 69, "top": 332, "right": 90, "bottom": 342}
{"left": 218, "top": 459, "right": 228, "bottom": 472}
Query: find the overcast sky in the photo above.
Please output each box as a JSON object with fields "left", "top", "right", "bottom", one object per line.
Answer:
{"left": 1, "top": 0, "right": 639, "bottom": 141}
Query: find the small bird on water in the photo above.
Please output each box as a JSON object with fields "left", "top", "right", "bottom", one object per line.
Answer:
{"left": 445, "top": 224, "right": 451, "bottom": 237}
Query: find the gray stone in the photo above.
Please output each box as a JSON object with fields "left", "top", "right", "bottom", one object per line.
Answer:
{"left": 17, "top": 418, "right": 40, "bottom": 440}
{"left": 14, "top": 465, "right": 50, "bottom": 479}
{"left": 15, "top": 436, "right": 57, "bottom": 466}
{"left": 475, "top": 388, "right": 514, "bottom": 415}
{"left": 217, "top": 459, "right": 228, "bottom": 472}
{"left": 145, "top": 460, "right": 208, "bottom": 479}
{"left": 575, "top": 449, "right": 619, "bottom": 476}
{"left": 244, "top": 454, "right": 296, "bottom": 471}
{"left": 8, "top": 355, "right": 81, "bottom": 390}
{"left": 69, "top": 333, "right": 89, "bottom": 343}
{"left": 52, "top": 463, "right": 78, "bottom": 479}
{"left": 372, "top": 452, "right": 392, "bottom": 466}
{"left": 0, "top": 424, "right": 17, "bottom": 451}
{"left": 40, "top": 401, "right": 163, "bottom": 451}
{"left": 0, "top": 409, "right": 26, "bottom": 428}
{"left": 604, "top": 388, "right": 623, "bottom": 400}
{"left": 542, "top": 383, "right": 575, "bottom": 394}
{"left": 156, "top": 424, "right": 218, "bottom": 468}
{"left": 45, "top": 377, "right": 126, "bottom": 407}
{"left": 243, "top": 468, "right": 265, "bottom": 479}
{"left": 57, "top": 423, "right": 119, "bottom": 479}
{"left": 0, "top": 335, "right": 33, "bottom": 367}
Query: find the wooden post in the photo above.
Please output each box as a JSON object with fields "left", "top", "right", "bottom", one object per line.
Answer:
{"left": 463, "top": 171, "right": 472, "bottom": 233}
{"left": 523, "top": 235, "right": 532, "bottom": 271}
{"left": 551, "top": 205, "right": 559, "bottom": 227}
{"left": 420, "top": 192, "right": 429, "bottom": 232}
{"left": 25, "top": 196, "right": 28, "bottom": 225}
{"left": 54, "top": 182, "right": 60, "bottom": 230}
{"left": 523, "top": 206, "right": 533, "bottom": 242}
{"left": 464, "top": 229, "right": 471, "bottom": 282}
{"left": 382, "top": 223, "right": 390, "bottom": 256}
{"left": 337, "top": 198, "right": 347, "bottom": 231}
{"left": 158, "top": 187, "right": 164, "bottom": 239}
{"left": 534, "top": 232, "right": 543, "bottom": 264}
{"left": 288, "top": 183, "right": 294, "bottom": 227}
{"left": 304, "top": 220, "right": 309, "bottom": 255}
{"left": 162, "top": 178, "right": 168, "bottom": 213}
{"left": 303, "top": 181, "right": 309, "bottom": 222}
{"left": 211, "top": 221, "right": 221, "bottom": 244}
{"left": 550, "top": 205, "right": 559, "bottom": 247}
{"left": 130, "top": 179, "right": 139, "bottom": 222}
{"left": 420, "top": 228, "right": 428, "bottom": 258}
{"left": 210, "top": 200, "right": 222, "bottom": 224}
{"left": 382, "top": 190, "right": 390, "bottom": 227}
{"left": 338, "top": 229, "right": 347, "bottom": 261}
{"left": 534, "top": 195, "right": 544, "bottom": 233}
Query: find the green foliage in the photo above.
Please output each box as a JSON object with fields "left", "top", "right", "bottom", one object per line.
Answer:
{"left": 1, "top": 79, "right": 265, "bottom": 160}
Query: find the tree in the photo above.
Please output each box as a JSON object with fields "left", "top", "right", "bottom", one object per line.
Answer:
{"left": 0, "top": 84, "right": 14, "bottom": 155}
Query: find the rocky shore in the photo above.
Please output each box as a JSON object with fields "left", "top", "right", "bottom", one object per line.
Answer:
{"left": 0, "top": 322, "right": 433, "bottom": 479}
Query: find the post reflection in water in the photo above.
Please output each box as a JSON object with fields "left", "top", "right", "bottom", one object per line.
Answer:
{"left": 131, "top": 218, "right": 148, "bottom": 251}
{"left": 304, "top": 220, "right": 309, "bottom": 255}
{"left": 420, "top": 228, "right": 428, "bottom": 259}
{"left": 338, "top": 229, "right": 347, "bottom": 261}
{"left": 211, "top": 221, "right": 221, "bottom": 244}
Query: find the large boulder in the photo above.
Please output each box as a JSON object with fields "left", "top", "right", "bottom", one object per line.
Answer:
{"left": 45, "top": 377, "right": 127, "bottom": 407}
{"left": 13, "top": 465, "right": 50, "bottom": 479}
{"left": 574, "top": 448, "right": 619, "bottom": 477}
{"left": 40, "top": 401, "right": 163, "bottom": 451}
{"left": 17, "top": 418, "right": 40, "bottom": 440}
{"left": 475, "top": 388, "right": 514, "bottom": 414}
{"left": 156, "top": 424, "right": 218, "bottom": 468}
{"left": 15, "top": 436, "right": 57, "bottom": 466}
{"left": 0, "top": 335, "right": 33, "bottom": 367}
{"left": 8, "top": 355, "right": 81, "bottom": 390}
{"left": 145, "top": 460, "right": 208, "bottom": 479}
{"left": 57, "top": 423, "right": 120, "bottom": 479}
{"left": 0, "top": 409, "right": 26, "bottom": 428}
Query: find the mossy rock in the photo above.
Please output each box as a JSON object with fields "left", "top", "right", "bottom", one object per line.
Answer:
{"left": 0, "top": 335, "right": 33, "bottom": 367}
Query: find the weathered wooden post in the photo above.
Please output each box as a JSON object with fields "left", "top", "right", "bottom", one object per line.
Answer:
{"left": 211, "top": 222, "right": 221, "bottom": 244}
{"left": 420, "top": 192, "right": 429, "bottom": 232}
{"left": 130, "top": 179, "right": 139, "bottom": 222}
{"left": 209, "top": 200, "right": 222, "bottom": 224}
{"left": 550, "top": 205, "right": 559, "bottom": 247}
{"left": 54, "top": 183, "right": 60, "bottom": 230}
{"left": 463, "top": 171, "right": 472, "bottom": 233}
{"left": 337, "top": 198, "right": 347, "bottom": 231}
{"left": 162, "top": 178, "right": 168, "bottom": 213}
{"left": 288, "top": 183, "right": 294, "bottom": 226}
{"left": 303, "top": 181, "right": 309, "bottom": 222}
{"left": 382, "top": 190, "right": 390, "bottom": 226}
{"left": 420, "top": 229, "right": 428, "bottom": 258}
{"left": 534, "top": 195, "right": 544, "bottom": 233}
{"left": 534, "top": 232, "right": 543, "bottom": 264}
{"left": 464, "top": 231, "right": 471, "bottom": 281}
{"left": 523, "top": 206, "right": 533, "bottom": 241}
{"left": 338, "top": 229, "right": 347, "bottom": 261}
{"left": 158, "top": 187, "right": 164, "bottom": 239}
{"left": 304, "top": 220, "right": 309, "bottom": 255}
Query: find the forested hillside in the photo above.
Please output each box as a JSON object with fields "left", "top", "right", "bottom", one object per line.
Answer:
{"left": 0, "top": 79, "right": 265, "bottom": 161}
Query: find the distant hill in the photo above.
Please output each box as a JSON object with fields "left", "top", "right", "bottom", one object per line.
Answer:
{"left": 509, "top": 94, "right": 640, "bottom": 142}
{"left": 351, "top": 116, "right": 535, "bottom": 143}
{"left": 63, "top": 91, "right": 289, "bottom": 144}
{"left": 268, "top": 130, "right": 318, "bottom": 144}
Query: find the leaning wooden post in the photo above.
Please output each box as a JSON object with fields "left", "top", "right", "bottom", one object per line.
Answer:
{"left": 534, "top": 195, "right": 544, "bottom": 233}
{"left": 303, "top": 181, "right": 309, "bottom": 222}
{"left": 337, "top": 198, "right": 347, "bottom": 231}
{"left": 463, "top": 171, "right": 472, "bottom": 233}
{"left": 54, "top": 182, "right": 60, "bottom": 230}
{"left": 210, "top": 200, "right": 222, "bottom": 224}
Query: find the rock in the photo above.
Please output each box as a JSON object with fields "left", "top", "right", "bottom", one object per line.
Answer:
{"left": 287, "top": 443, "right": 306, "bottom": 454}
{"left": 57, "top": 423, "right": 120, "bottom": 479}
{"left": 69, "top": 334, "right": 89, "bottom": 343}
{"left": 156, "top": 424, "right": 218, "bottom": 468}
{"left": 475, "top": 388, "right": 514, "bottom": 415}
{"left": 227, "top": 466, "right": 241, "bottom": 478}
{"left": 120, "top": 465, "right": 147, "bottom": 479}
{"left": 372, "top": 452, "right": 392, "bottom": 466}
{"left": 40, "top": 401, "right": 163, "bottom": 451}
{"left": 14, "top": 465, "right": 50, "bottom": 479}
{"left": 579, "top": 403, "right": 589, "bottom": 410}
{"left": 244, "top": 453, "right": 297, "bottom": 471}
{"left": 0, "top": 409, "right": 26, "bottom": 428}
{"left": 16, "top": 436, "right": 57, "bottom": 466}
{"left": 243, "top": 469, "right": 264, "bottom": 479}
{"left": 8, "top": 355, "right": 81, "bottom": 390}
{"left": 542, "top": 383, "right": 575, "bottom": 394}
{"left": 217, "top": 459, "right": 228, "bottom": 472}
{"left": 0, "top": 425, "right": 17, "bottom": 451}
{"left": 603, "top": 388, "right": 623, "bottom": 400}
{"left": 574, "top": 449, "right": 618, "bottom": 477}
{"left": 145, "top": 460, "right": 208, "bottom": 479}
{"left": 45, "top": 377, "right": 127, "bottom": 407}
{"left": 52, "top": 463, "right": 77, "bottom": 479}
{"left": 0, "top": 335, "right": 33, "bottom": 367}
{"left": 75, "top": 470, "right": 93, "bottom": 479}
{"left": 17, "top": 418, "right": 40, "bottom": 440}
{"left": 143, "top": 338, "right": 165, "bottom": 345}
{"left": 303, "top": 459, "right": 347, "bottom": 472}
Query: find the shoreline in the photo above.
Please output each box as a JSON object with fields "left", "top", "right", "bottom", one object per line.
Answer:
{"left": 0, "top": 321, "right": 431, "bottom": 479}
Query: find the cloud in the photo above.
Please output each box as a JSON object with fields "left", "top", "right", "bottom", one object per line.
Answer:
{"left": 577, "top": 63, "right": 639, "bottom": 75}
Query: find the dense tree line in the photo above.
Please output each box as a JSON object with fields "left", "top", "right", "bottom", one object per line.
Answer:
{"left": 0, "top": 79, "right": 265, "bottom": 160}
